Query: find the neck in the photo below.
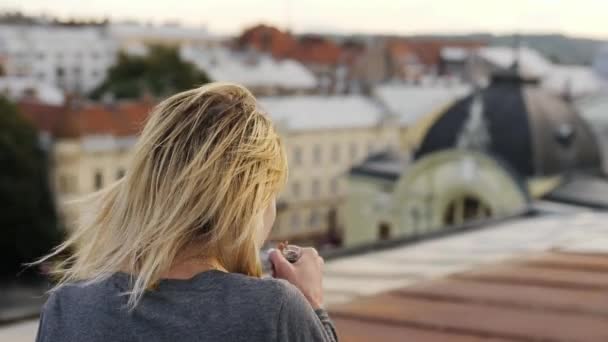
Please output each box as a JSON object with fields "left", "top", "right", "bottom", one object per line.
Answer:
{"left": 161, "top": 247, "right": 227, "bottom": 280}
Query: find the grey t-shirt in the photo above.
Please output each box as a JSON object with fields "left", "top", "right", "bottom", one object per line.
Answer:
{"left": 36, "top": 270, "right": 338, "bottom": 342}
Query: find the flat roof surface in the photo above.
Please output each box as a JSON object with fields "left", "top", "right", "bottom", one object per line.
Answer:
{"left": 330, "top": 251, "right": 608, "bottom": 341}
{"left": 323, "top": 212, "right": 608, "bottom": 305}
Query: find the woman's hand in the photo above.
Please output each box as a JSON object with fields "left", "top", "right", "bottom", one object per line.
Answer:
{"left": 270, "top": 247, "right": 325, "bottom": 309}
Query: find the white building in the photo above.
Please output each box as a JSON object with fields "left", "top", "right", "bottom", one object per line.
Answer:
{"left": 0, "top": 24, "right": 118, "bottom": 94}
{"left": 459, "top": 46, "right": 604, "bottom": 98}
{"left": 180, "top": 45, "right": 317, "bottom": 95}
{"left": 109, "top": 23, "right": 216, "bottom": 48}
{"left": 543, "top": 65, "right": 605, "bottom": 98}
{"left": 0, "top": 76, "right": 64, "bottom": 105}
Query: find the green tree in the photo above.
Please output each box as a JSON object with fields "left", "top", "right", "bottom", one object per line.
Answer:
{"left": 0, "top": 97, "right": 62, "bottom": 277}
{"left": 91, "top": 45, "right": 211, "bottom": 100}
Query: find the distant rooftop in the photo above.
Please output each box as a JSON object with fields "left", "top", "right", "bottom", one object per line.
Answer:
{"left": 478, "top": 46, "right": 554, "bottom": 78}
{"left": 374, "top": 83, "right": 470, "bottom": 125}
{"left": 180, "top": 46, "right": 317, "bottom": 91}
{"left": 350, "top": 151, "right": 410, "bottom": 181}
{"left": 109, "top": 23, "right": 213, "bottom": 41}
{"left": 259, "top": 95, "right": 388, "bottom": 132}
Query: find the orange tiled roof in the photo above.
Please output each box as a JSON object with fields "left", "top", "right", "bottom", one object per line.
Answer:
{"left": 388, "top": 39, "right": 484, "bottom": 66}
{"left": 18, "top": 100, "right": 67, "bottom": 135}
{"left": 19, "top": 99, "right": 154, "bottom": 139}
{"left": 237, "top": 25, "right": 343, "bottom": 66}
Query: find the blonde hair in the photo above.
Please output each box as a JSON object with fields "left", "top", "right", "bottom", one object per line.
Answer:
{"left": 38, "top": 83, "right": 287, "bottom": 308}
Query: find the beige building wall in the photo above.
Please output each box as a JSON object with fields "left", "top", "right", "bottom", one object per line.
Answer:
{"left": 272, "top": 123, "right": 400, "bottom": 242}
{"left": 52, "top": 139, "right": 133, "bottom": 227}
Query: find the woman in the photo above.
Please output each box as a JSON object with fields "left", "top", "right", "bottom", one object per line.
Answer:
{"left": 35, "top": 83, "right": 338, "bottom": 341}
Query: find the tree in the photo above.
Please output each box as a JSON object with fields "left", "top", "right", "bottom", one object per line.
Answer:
{"left": 91, "top": 45, "right": 211, "bottom": 100}
{"left": 0, "top": 96, "right": 62, "bottom": 277}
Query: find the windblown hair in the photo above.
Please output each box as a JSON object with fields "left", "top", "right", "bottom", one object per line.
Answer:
{"left": 37, "top": 83, "right": 287, "bottom": 308}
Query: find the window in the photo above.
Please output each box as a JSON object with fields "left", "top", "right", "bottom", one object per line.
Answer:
{"left": 311, "top": 179, "right": 320, "bottom": 198}
{"left": 331, "top": 143, "right": 340, "bottom": 162}
{"left": 56, "top": 67, "right": 65, "bottom": 78}
{"left": 73, "top": 66, "right": 81, "bottom": 75}
{"left": 91, "top": 52, "right": 100, "bottom": 59}
{"left": 91, "top": 70, "right": 99, "bottom": 78}
{"left": 378, "top": 222, "right": 391, "bottom": 240}
{"left": 290, "top": 213, "right": 300, "bottom": 232}
{"left": 116, "top": 168, "right": 126, "bottom": 180}
{"left": 313, "top": 144, "right": 322, "bottom": 164}
{"left": 330, "top": 177, "right": 339, "bottom": 195}
{"left": 37, "top": 52, "right": 45, "bottom": 60}
{"left": 309, "top": 209, "right": 321, "bottom": 228}
{"left": 293, "top": 146, "right": 302, "bottom": 166}
{"left": 349, "top": 142, "right": 358, "bottom": 160}
{"left": 291, "top": 181, "right": 301, "bottom": 198}
{"left": 36, "top": 72, "right": 45, "bottom": 80}
{"left": 94, "top": 170, "right": 103, "bottom": 190}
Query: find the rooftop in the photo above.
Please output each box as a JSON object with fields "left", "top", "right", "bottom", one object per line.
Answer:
{"left": 331, "top": 250, "right": 608, "bottom": 341}
{"left": 19, "top": 99, "right": 153, "bottom": 139}
{"left": 477, "top": 46, "right": 554, "bottom": 78}
{"left": 259, "top": 95, "right": 388, "bottom": 132}
{"left": 180, "top": 46, "right": 317, "bottom": 90}
{"left": 374, "top": 83, "right": 470, "bottom": 125}
{"left": 322, "top": 211, "right": 608, "bottom": 305}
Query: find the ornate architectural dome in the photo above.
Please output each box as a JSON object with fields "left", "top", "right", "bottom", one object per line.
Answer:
{"left": 414, "top": 72, "right": 602, "bottom": 177}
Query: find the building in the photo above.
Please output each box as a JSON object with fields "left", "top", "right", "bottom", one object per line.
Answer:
{"left": 385, "top": 39, "right": 483, "bottom": 82}
{"left": 179, "top": 45, "right": 317, "bottom": 96}
{"left": 109, "top": 23, "right": 214, "bottom": 48}
{"left": 237, "top": 25, "right": 343, "bottom": 93}
{"left": 344, "top": 150, "right": 529, "bottom": 247}
{"left": 20, "top": 93, "right": 399, "bottom": 243}
{"left": 0, "top": 76, "right": 64, "bottom": 105}
{"left": 343, "top": 69, "right": 604, "bottom": 248}
{"left": 19, "top": 99, "right": 154, "bottom": 224}
{"left": 108, "top": 22, "right": 219, "bottom": 59}
{"left": 414, "top": 72, "right": 601, "bottom": 178}
{"left": 0, "top": 24, "right": 118, "bottom": 93}
{"left": 577, "top": 92, "right": 608, "bottom": 172}
{"left": 258, "top": 95, "right": 400, "bottom": 244}
{"left": 467, "top": 45, "right": 604, "bottom": 98}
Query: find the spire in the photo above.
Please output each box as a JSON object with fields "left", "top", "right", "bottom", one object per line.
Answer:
{"left": 457, "top": 89, "right": 491, "bottom": 151}
{"left": 511, "top": 33, "right": 521, "bottom": 74}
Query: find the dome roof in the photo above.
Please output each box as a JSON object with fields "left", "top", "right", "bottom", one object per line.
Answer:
{"left": 414, "top": 73, "right": 602, "bottom": 177}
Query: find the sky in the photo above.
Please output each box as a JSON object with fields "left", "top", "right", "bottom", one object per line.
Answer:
{"left": 4, "top": 0, "right": 608, "bottom": 39}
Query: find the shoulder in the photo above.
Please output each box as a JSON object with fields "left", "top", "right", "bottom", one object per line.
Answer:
{"left": 42, "top": 277, "right": 119, "bottom": 318}
{"left": 219, "top": 272, "right": 299, "bottom": 304}
{"left": 38, "top": 280, "right": 111, "bottom": 341}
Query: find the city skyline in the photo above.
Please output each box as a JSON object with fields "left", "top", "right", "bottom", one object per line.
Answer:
{"left": 4, "top": 0, "right": 608, "bottom": 39}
